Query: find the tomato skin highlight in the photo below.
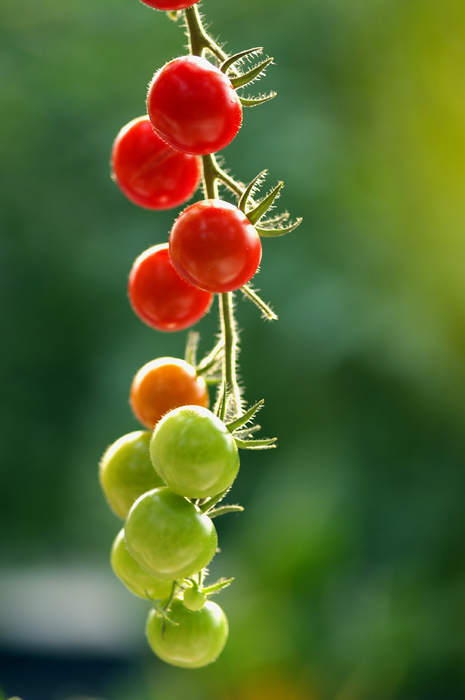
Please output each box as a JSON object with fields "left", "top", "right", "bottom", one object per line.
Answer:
{"left": 150, "top": 405, "right": 240, "bottom": 499}
{"left": 111, "top": 116, "right": 201, "bottom": 209}
{"left": 128, "top": 244, "right": 212, "bottom": 332}
{"left": 140, "top": 0, "right": 197, "bottom": 9}
{"left": 146, "top": 598, "right": 228, "bottom": 668}
{"left": 169, "top": 199, "right": 262, "bottom": 293}
{"left": 99, "top": 431, "right": 164, "bottom": 519}
{"left": 111, "top": 528, "right": 173, "bottom": 600}
{"left": 130, "top": 357, "right": 209, "bottom": 430}
{"left": 124, "top": 487, "right": 218, "bottom": 580}
{"left": 147, "top": 56, "right": 242, "bottom": 156}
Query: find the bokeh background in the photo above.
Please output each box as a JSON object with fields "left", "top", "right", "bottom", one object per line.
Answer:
{"left": 1, "top": 0, "right": 465, "bottom": 698}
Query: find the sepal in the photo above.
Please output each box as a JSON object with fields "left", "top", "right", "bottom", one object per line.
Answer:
{"left": 207, "top": 504, "right": 244, "bottom": 518}
{"left": 239, "top": 92, "right": 277, "bottom": 107}
{"left": 234, "top": 436, "right": 277, "bottom": 450}
{"left": 226, "top": 399, "right": 264, "bottom": 432}
{"left": 246, "top": 181, "right": 284, "bottom": 225}
{"left": 220, "top": 47, "right": 264, "bottom": 75}
{"left": 230, "top": 57, "right": 274, "bottom": 90}
{"left": 240, "top": 285, "right": 278, "bottom": 320}
{"left": 255, "top": 216, "right": 303, "bottom": 237}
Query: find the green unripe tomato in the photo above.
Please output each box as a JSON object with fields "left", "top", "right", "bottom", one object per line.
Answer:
{"left": 124, "top": 487, "right": 217, "bottom": 580}
{"left": 182, "top": 586, "right": 207, "bottom": 611}
{"left": 110, "top": 528, "right": 173, "bottom": 600}
{"left": 99, "top": 431, "right": 164, "bottom": 519}
{"left": 150, "top": 405, "right": 239, "bottom": 499}
{"left": 146, "top": 598, "right": 228, "bottom": 668}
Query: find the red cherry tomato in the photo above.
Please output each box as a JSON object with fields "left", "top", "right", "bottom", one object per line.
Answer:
{"left": 140, "top": 0, "right": 198, "bottom": 9}
{"left": 128, "top": 244, "right": 212, "bottom": 332}
{"left": 169, "top": 200, "right": 262, "bottom": 293}
{"left": 130, "top": 357, "right": 209, "bottom": 430}
{"left": 111, "top": 116, "right": 201, "bottom": 210}
{"left": 147, "top": 56, "right": 242, "bottom": 156}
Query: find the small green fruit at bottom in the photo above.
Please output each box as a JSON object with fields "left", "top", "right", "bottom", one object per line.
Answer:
{"left": 146, "top": 598, "right": 228, "bottom": 668}
{"left": 182, "top": 585, "right": 207, "bottom": 611}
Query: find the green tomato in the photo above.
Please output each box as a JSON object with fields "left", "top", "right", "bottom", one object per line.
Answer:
{"left": 146, "top": 598, "right": 228, "bottom": 668}
{"left": 99, "top": 431, "right": 164, "bottom": 519}
{"left": 110, "top": 528, "right": 173, "bottom": 600}
{"left": 124, "top": 487, "right": 217, "bottom": 580}
{"left": 182, "top": 586, "right": 207, "bottom": 611}
{"left": 150, "top": 405, "right": 239, "bottom": 499}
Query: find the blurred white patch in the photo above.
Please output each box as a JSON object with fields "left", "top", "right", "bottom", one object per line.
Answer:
{"left": 0, "top": 565, "right": 148, "bottom": 654}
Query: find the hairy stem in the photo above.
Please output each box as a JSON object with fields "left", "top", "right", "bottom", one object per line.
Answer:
{"left": 184, "top": 6, "right": 243, "bottom": 421}
{"left": 202, "top": 154, "right": 220, "bottom": 199}
{"left": 184, "top": 5, "right": 227, "bottom": 61}
{"left": 219, "top": 292, "right": 242, "bottom": 416}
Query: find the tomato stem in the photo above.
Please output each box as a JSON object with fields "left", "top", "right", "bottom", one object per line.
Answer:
{"left": 199, "top": 153, "right": 242, "bottom": 418}
{"left": 201, "top": 154, "right": 220, "bottom": 199}
{"left": 219, "top": 291, "right": 242, "bottom": 417}
{"left": 184, "top": 5, "right": 227, "bottom": 61}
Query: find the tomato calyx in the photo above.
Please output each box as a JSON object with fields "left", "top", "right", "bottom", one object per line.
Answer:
{"left": 238, "top": 170, "right": 303, "bottom": 238}
{"left": 182, "top": 575, "right": 234, "bottom": 611}
{"left": 219, "top": 46, "right": 277, "bottom": 107}
{"left": 226, "top": 400, "right": 276, "bottom": 450}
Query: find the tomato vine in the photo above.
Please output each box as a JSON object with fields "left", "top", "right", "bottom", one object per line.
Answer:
{"left": 99, "top": 0, "right": 301, "bottom": 668}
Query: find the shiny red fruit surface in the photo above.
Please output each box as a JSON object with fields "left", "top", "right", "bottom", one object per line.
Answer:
{"left": 128, "top": 243, "right": 212, "bottom": 331}
{"left": 111, "top": 116, "right": 201, "bottom": 209}
{"left": 169, "top": 200, "right": 262, "bottom": 293}
{"left": 147, "top": 56, "right": 242, "bottom": 156}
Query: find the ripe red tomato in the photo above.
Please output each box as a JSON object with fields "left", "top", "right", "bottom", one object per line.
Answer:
{"left": 128, "top": 243, "right": 212, "bottom": 332}
{"left": 169, "top": 200, "right": 262, "bottom": 293}
{"left": 140, "top": 0, "right": 198, "bottom": 9}
{"left": 147, "top": 56, "right": 242, "bottom": 156}
{"left": 111, "top": 116, "right": 201, "bottom": 209}
{"left": 130, "top": 357, "right": 209, "bottom": 430}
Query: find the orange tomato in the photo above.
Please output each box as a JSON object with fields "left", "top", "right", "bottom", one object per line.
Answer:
{"left": 130, "top": 357, "right": 209, "bottom": 429}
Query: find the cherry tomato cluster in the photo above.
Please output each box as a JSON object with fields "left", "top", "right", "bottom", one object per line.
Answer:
{"left": 101, "top": 0, "right": 300, "bottom": 669}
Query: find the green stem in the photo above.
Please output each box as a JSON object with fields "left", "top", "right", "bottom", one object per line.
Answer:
{"left": 184, "top": 5, "right": 227, "bottom": 61}
{"left": 184, "top": 6, "right": 243, "bottom": 422}
{"left": 202, "top": 154, "right": 219, "bottom": 199}
{"left": 220, "top": 291, "right": 242, "bottom": 416}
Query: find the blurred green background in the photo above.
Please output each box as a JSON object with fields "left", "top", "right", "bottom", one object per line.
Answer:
{"left": 1, "top": 0, "right": 465, "bottom": 698}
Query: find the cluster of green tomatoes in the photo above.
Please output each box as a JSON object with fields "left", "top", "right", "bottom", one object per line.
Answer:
{"left": 99, "top": 379, "right": 239, "bottom": 668}
{"left": 98, "top": 0, "right": 299, "bottom": 670}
